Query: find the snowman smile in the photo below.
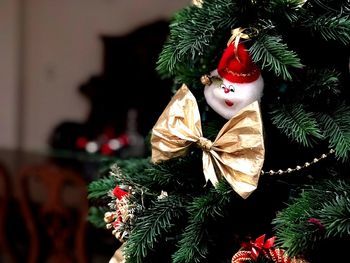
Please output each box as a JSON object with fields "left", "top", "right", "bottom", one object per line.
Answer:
{"left": 225, "top": 100, "right": 234, "bottom": 107}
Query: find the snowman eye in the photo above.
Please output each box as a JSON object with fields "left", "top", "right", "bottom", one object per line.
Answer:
{"left": 229, "top": 85, "right": 235, "bottom": 92}
{"left": 221, "top": 84, "right": 226, "bottom": 89}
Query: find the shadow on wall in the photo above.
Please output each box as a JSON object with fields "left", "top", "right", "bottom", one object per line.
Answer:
{"left": 49, "top": 20, "right": 173, "bottom": 158}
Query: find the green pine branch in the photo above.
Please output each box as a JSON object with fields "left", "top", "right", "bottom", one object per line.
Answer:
{"left": 266, "top": 0, "right": 307, "bottom": 23}
{"left": 157, "top": 0, "right": 238, "bottom": 79}
{"left": 114, "top": 158, "right": 152, "bottom": 176}
{"left": 87, "top": 1, "right": 350, "bottom": 262}
{"left": 88, "top": 175, "right": 118, "bottom": 200}
{"left": 172, "top": 181, "right": 233, "bottom": 263}
{"left": 88, "top": 158, "right": 151, "bottom": 200}
{"left": 320, "top": 194, "right": 350, "bottom": 238}
{"left": 270, "top": 104, "right": 324, "bottom": 147}
{"left": 273, "top": 191, "right": 322, "bottom": 256}
{"left": 316, "top": 104, "right": 350, "bottom": 161}
{"left": 88, "top": 206, "right": 109, "bottom": 228}
{"left": 250, "top": 34, "right": 303, "bottom": 80}
{"left": 172, "top": 220, "right": 208, "bottom": 263}
{"left": 273, "top": 180, "right": 350, "bottom": 257}
{"left": 307, "top": 14, "right": 350, "bottom": 45}
{"left": 303, "top": 68, "right": 341, "bottom": 98}
{"left": 124, "top": 195, "right": 186, "bottom": 263}
{"left": 311, "top": 0, "right": 350, "bottom": 14}
{"left": 109, "top": 159, "right": 167, "bottom": 196}
{"left": 145, "top": 154, "right": 204, "bottom": 192}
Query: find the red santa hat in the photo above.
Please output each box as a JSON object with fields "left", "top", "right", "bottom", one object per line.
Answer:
{"left": 217, "top": 42, "right": 260, "bottom": 83}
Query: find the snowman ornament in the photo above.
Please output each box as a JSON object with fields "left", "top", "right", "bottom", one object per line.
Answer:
{"left": 202, "top": 42, "right": 264, "bottom": 119}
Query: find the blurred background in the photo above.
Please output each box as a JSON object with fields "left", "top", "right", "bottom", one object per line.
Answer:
{"left": 0, "top": 0, "right": 190, "bottom": 262}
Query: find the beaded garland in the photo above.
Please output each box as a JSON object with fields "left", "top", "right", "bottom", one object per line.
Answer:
{"left": 261, "top": 149, "right": 335, "bottom": 176}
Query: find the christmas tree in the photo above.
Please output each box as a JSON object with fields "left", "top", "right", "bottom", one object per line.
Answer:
{"left": 88, "top": 0, "right": 350, "bottom": 262}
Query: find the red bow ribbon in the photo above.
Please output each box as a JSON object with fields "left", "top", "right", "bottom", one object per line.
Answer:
{"left": 241, "top": 234, "right": 275, "bottom": 260}
{"left": 232, "top": 234, "right": 308, "bottom": 263}
{"left": 113, "top": 185, "right": 128, "bottom": 200}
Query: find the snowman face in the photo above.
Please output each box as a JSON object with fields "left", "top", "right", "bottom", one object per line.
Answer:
{"left": 204, "top": 70, "right": 264, "bottom": 119}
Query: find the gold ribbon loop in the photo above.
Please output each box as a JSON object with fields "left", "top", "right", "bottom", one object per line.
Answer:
{"left": 151, "top": 84, "right": 265, "bottom": 199}
{"left": 227, "top": 27, "right": 259, "bottom": 59}
{"left": 227, "top": 27, "right": 250, "bottom": 47}
{"left": 197, "top": 137, "right": 213, "bottom": 152}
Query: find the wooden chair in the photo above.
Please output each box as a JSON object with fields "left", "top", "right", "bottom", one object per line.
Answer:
{"left": 17, "top": 163, "right": 88, "bottom": 263}
{"left": 0, "top": 164, "right": 15, "bottom": 263}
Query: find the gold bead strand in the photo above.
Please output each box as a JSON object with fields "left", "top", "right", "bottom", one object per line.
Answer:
{"left": 261, "top": 149, "right": 335, "bottom": 176}
{"left": 192, "top": 0, "right": 203, "bottom": 7}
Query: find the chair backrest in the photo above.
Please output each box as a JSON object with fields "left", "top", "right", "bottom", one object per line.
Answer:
{"left": 17, "top": 163, "right": 88, "bottom": 263}
{"left": 0, "top": 164, "right": 16, "bottom": 263}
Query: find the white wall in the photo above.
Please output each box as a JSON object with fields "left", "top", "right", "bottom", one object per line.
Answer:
{"left": 0, "top": 0, "right": 190, "bottom": 152}
{"left": 0, "top": 0, "right": 20, "bottom": 149}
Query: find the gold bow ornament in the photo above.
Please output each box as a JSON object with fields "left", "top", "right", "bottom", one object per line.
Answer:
{"left": 151, "top": 84, "right": 265, "bottom": 199}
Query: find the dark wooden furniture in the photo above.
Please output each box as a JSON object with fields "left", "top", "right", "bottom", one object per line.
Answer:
{"left": 0, "top": 149, "right": 115, "bottom": 263}
{"left": 0, "top": 164, "right": 15, "bottom": 263}
{"left": 18, "top": 163, "right": 88, "bottom": 263}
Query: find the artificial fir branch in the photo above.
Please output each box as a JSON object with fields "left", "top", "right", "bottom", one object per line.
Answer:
{"left": 172, "top": 181, "right": 233, "bottom": 263}
{"left": 272, "top": 191, "right": 322, "bottom": 256}
{"left": 316, "top": 105, "right": 350, "bottom": 161}
{"left": 308, "top": 14, "right": 350, "bottom": 44}
{"left": 270, "top": 104, "right": 323, "bottom": 147}
{"left": 171, "top": 62, "right": 211, "bottom": 90}
{"left": 145, "top": 153, "right": 205, "bottom": 193}
{"left": 250, "top": 34, "right": 303, "bottom": 80}
{"left": 311, "top": 0, "right": 350, "bottom": 14}
{"left": 114, "top": 158, "right": 152, "bottom": 176}
{"left": 302, "top": 69, "right": 341, "bottom": 99}
{"left": 156, "top": 6, "right": 199, "bottom": 77}
{"left": 273, "top": 180, "right": 350, "bottom": 257}
{"left": 88, "top": 175, "right": 118, "bottom": 200}
{"left": 88, "top": 206, "right": 109, "bottom": 228}
{"left": 265, "top": 0, "right": 307, "bottom": 23}
{"left": 111, "top": 152, "right": 204, "bottom": 195}
{"left": 124, "top": 195, "right": 186, "bottom": 263}
{"left": 87, "top": 1, "right": 350, "bottom": 261}
{"left": 110, "top": 160, "right": 166, "bottom": 192}
{"left": 320, "top": 194, "right": 350, "bottom": 238}
{"left": 172, "top": 220, "right": 209, "bottom": 263}
{"left": 157, "top": 0, "right": 238, "bottom": 80}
